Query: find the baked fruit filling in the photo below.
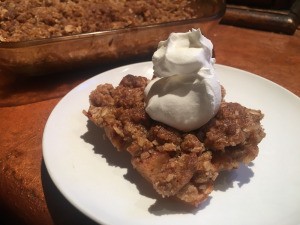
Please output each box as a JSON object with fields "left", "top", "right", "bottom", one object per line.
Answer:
{"left": 84, "top": 74, "right": 265, "bottom": 206}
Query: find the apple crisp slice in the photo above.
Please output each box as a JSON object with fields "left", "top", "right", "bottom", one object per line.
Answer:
{"left": 84, "top": 75, "right": 265, "bottom": 206}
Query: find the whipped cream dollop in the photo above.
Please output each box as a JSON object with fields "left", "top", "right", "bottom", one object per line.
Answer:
{"left": 144, "top": 29, "right": 221, "bottom": 132}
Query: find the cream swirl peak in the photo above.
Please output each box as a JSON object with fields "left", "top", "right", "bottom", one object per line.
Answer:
{"left": 144, "top": 29, "right": 221, "bottom": 132}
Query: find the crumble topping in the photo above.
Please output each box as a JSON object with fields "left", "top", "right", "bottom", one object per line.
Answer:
{"left": 0, "top": 0, "right": 201, "bottom": 42}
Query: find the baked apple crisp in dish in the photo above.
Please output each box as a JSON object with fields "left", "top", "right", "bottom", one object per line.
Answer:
{"left": 84, "top": 29, "right": 266, "bottom": 206}
{"left": 0, "top": 0, "right": 225, "bottom": 75}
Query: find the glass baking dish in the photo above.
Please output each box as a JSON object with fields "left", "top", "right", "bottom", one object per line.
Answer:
{"left": 0, "top": 0, "right": 226, "bottom": 76}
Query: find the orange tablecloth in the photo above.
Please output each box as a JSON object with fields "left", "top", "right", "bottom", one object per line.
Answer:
{"left": 0, "top": 24, "right": 299, "bottom": 225}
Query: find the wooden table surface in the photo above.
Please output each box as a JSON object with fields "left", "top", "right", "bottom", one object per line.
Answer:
{"left": 0, "top": 24, "right": 299, "bottom": 225}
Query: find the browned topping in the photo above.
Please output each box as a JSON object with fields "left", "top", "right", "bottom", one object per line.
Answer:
{"left": 200, "top": 102, "right": 265, "bottom": 152}
{"left": 84, "top": 75, "right": 265, "bottom": 206}
{"left": 0, "top": 0, "right": 201, "bottom": 42}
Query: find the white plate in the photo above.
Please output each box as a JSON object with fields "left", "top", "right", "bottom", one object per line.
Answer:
{"left": 43, "top": 62, "right": 300, "bottom": 225}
